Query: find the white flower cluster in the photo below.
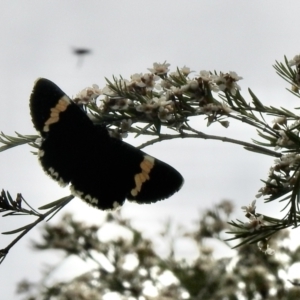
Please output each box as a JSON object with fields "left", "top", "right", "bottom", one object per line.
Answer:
{"left": 135, "top": 96, "right": 174, "bottom": 121}
{"left": 256, "top": 110, "right": 300, "bottom": 201}
{"left": 256, "top": 152, "right": 300, "bottom": 200}
{"left": 170, "top": 70, "right": 243, "bottom": 96}
{"left": 241, "top": 201, "right": 276, "bottom": 255}
{"left": 241, "top": 200, "right": 256, "bottom": 215}
{"left": 73, "top": 62, "right": 243, "bottom": 127}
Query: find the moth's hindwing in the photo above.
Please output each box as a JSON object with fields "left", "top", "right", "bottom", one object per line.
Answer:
{"left": 30, "top": 78, "right": 184, "bottom": 210}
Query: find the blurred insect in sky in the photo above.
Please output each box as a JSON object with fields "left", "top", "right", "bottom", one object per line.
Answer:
{"left": 72, "top": 47, "right": 92, "bottom": 67}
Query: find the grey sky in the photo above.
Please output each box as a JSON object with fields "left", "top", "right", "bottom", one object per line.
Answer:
{"left": 1, "top": 1, "right": 300, "bottom": 299}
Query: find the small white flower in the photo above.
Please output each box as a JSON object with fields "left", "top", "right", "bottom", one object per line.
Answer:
{"left": 158, "top": 106, "right": 174, "bottom": 121}
{"left": 188, "top": 80, "right": 199, "bottom": 91}
{"left": 257, "top": 240, "right": 275, "bottom": 255}
{"left": 274, "top": 153, "right": 297, "bottom": 170}
{"left": 151, "top": 96, "right": 172, "bottom": 108}
{"left": 160, "top": 80, "right": 172, "bottom": 89}
{"left": 198, "top": 71, "right": 219, "bottom": 92}
{"left": 246, "top": 214, "right": 264, "bottom": 232}
{"left": 272, "top": 116, "right": 286, "bottom": 125}
{"left": 75, "top": 84, "right": 101, "bottom": 104}
{"left": 276, "top": 130, "right": 294, "bottom": 147}
{"left": 148, "top": 62, "right": 170, "bottom": 75}
{"left": 170, "top": 86, "right": 182, "bottom": 96}
{"left": 130, "top": 73, "right": 146, "bottom": 88}
{"left": 212, "top": 72, "right": 242, "bottom": 95}
{"left": 181, "top": 66, "right": 192, "bottom": 76}
{"left": 229, "top": 71, "right": 243, "bottom": 81}
{"left": 210, "top": 74, "right": 224, "bottom": 84}
{"left": 241, "top": 200, "right": 256, "bottom": 214}
{"left": 131, "top": 73, "right": 143, "bottom": 81}
{"left": 199, "top": 70, "right": 211, "bottom": 81}
{"left": 129, "top": 73, "right": 160, "bottom": 91}
{"left": 288, "top": 54, "right": 300, "bottom": 66}
{"left": 143, "top": 73, "right": 160, "bottom": 89}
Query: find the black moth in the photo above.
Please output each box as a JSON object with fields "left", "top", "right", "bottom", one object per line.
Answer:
{"left": 30, "top": 78, "right": 184, "bottom": 210}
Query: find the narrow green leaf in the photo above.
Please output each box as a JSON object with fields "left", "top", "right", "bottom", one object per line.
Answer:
{"left": 2, "top": 223, "right": 32, "bottom": 235}
{"left": 248, "top": 88, "right": 265, "bottom": 110}
{"left": 244, "top": 146, "right": 279, "bottom": 157}
{"left": 39, "top": 195, "right": 74, "bottom": 210}
{"left": 0, "top": 132, "right": 39, "bottom": 152}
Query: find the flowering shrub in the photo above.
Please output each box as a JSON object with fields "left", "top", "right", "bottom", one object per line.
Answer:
{"left": 1, "top": 54, "right": 300, "bottom": 262}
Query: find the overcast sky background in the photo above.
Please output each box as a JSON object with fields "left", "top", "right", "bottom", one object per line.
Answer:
{"left": 1, "top": 1, "right": 300, "bottom": 299}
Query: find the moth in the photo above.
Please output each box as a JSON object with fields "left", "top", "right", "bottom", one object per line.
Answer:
{"left": 30, "top": 78, "right": 183, "bottom": 210}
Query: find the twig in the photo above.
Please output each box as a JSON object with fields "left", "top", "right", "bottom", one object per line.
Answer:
{"left": 137, "top": 129, "right": 282, "bottom": 158}
{"left": 0, "top": 195, "right": 74, "bottom": 264}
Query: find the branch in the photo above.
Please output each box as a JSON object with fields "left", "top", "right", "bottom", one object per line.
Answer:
{"left": 0, "top": 194, "right": 74, "bottom": 264}
{"left": 136, "top": 127, "right": 281, "bottom": 158}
